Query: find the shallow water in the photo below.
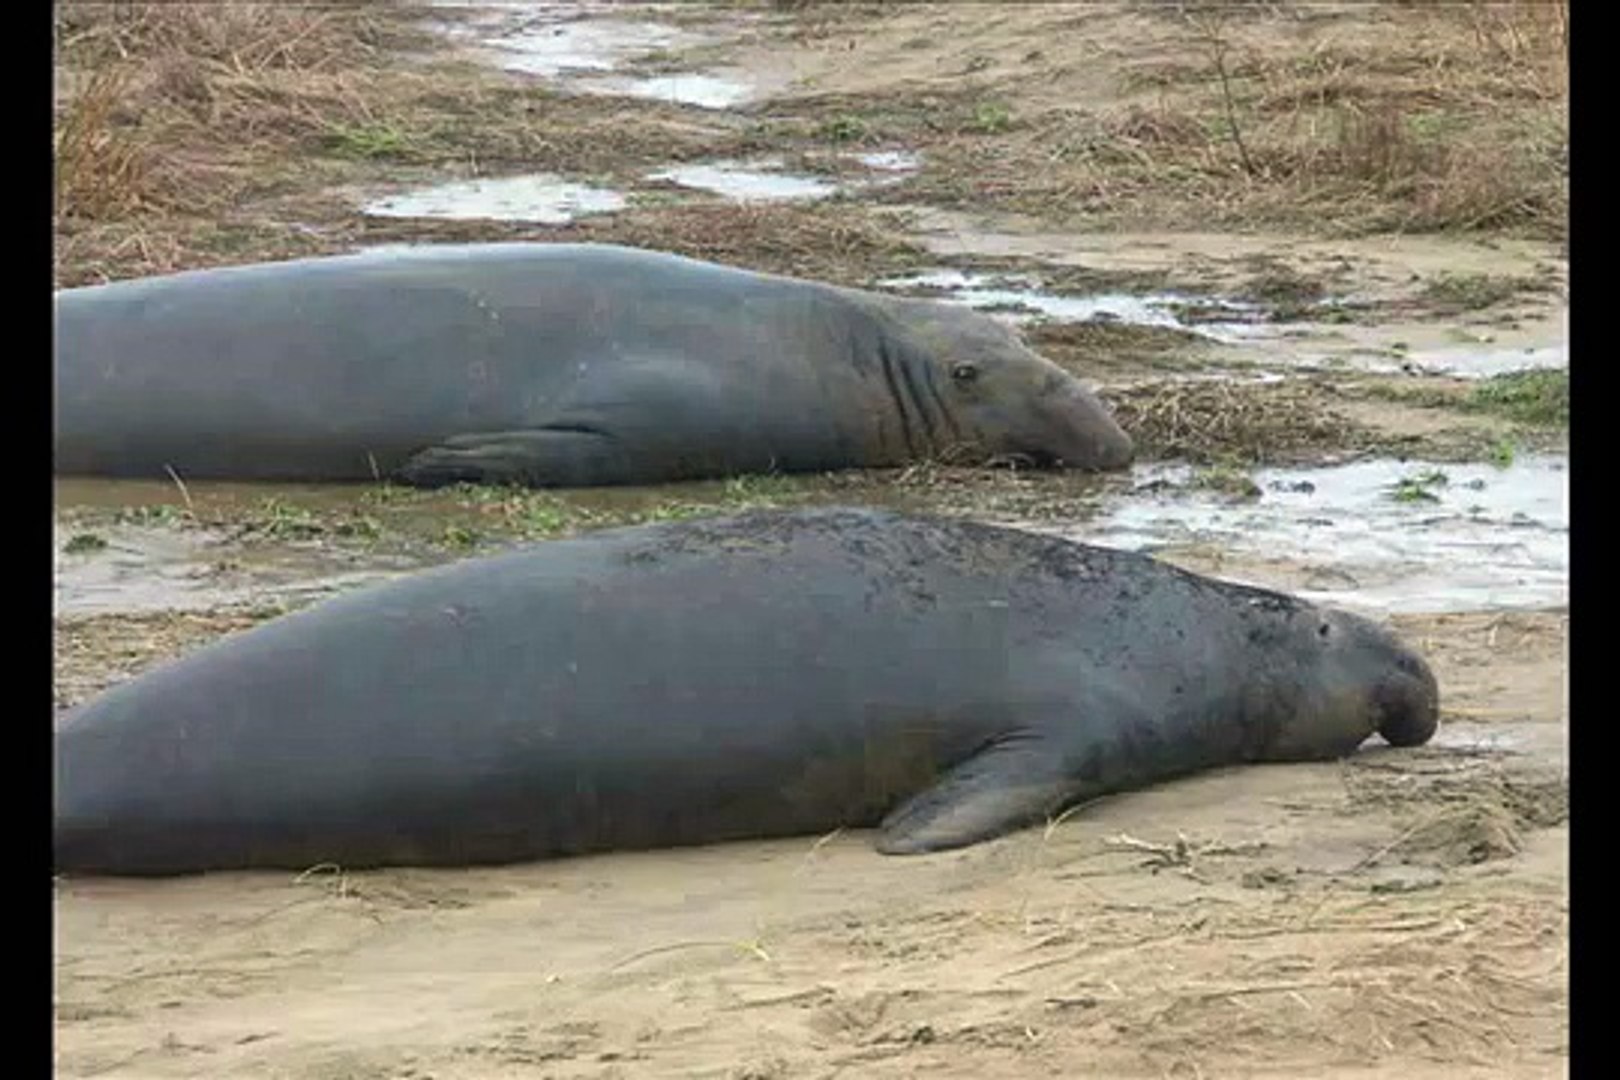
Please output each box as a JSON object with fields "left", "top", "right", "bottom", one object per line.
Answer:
{"left": 429, "top": 1, "right": 759, "bottom": 109}
{"left": 854, "top": 150, "right": 923, "bottom": 174}
{"left": 647, "top": 160, "right": 841, "bottom": 201}
{"left": 644, "top": 151, "right": 922, "bottom": 203}
{"left": 474, "top": 12, "right": 689, "bottom": 78}
{"left": 360, "top": 174, "right": 627, "bottom": 223}
{"left": 1052, "top": 455, "right": 1569, "bottom": 615}
{"left": 55, "top": 451, "right": 1567, "bottom": 621}
{"left": 579, "top": 71, "right": 756, "bottom": 109}
{"left": 1271, "top": 319, "right": 1570, "bottom": 381}
{"left": 879, "top": 268, "right": 1266, "bottom": 342}
{"left": 52, "top": 522, "right": 428, "bottom": 618}
{"left": 53, "top": 475, "right": 839, "bottom": 616}
{"left": 1399, "top": 340, "right": 1568, "bottom": 380}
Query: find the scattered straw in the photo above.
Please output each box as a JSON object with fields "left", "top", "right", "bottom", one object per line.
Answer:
{"left": 1101, "top": 379, "right": 1369, "bottom": 464}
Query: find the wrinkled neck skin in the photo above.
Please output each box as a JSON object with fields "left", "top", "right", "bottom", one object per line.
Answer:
{"left": 832, "top": 289, "right": 1035, "bottom": 466}
{"left": 862, "top": 320, "right": 980, "bottom": 465}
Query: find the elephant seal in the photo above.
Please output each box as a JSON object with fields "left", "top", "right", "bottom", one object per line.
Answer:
{"left": 54, "top": 507, "right": 1438, "bottom": 876}
{"left": 52, "top": 243, "right": 1133, "bottom": 487}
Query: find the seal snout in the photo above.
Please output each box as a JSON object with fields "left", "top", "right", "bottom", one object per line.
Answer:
{"left": 1374, "top": 648, "right": 1441, "bottom": 748}
{"left": 1087, "top": 424, "right": 1136, "bottom": 472}
{"left": 1044, "top": 382, "right": 1135, "bottom": 472}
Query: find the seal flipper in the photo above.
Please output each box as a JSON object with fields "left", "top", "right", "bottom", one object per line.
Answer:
{"left": 397, "top": 428, "right": 623, "bottom": 488}
{"left": 875, "top": 735, "right": 1079, "bottom": 855}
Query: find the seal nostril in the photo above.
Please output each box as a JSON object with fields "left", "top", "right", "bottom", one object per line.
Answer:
{"left": 1376, "top": 654, "right": 1441, "bottom": 749}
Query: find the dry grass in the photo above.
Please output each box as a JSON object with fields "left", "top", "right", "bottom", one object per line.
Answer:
{"left": 1025, "top": 320, "right": 1212, "bottom": 378}
{"left": 51, "top": 2, "right": 750, "bottom": 286}
{"left": 548, "top": 200, "right": 929, "bottom": 286}
{"left": 54, "top": 1, "right": 1567, "bottom": 292}
{"left": 863, "top": 2, "right": 1566, "bottom": 238}
{"left": 341, "top": 198, "right": 930, "bottom": 287}
{"left": 53, "top": 2, "right": 416, "bottom": 282}
{"left": 1101, "top": 379, "right": 1370, "bottom": 464}
{"left": 52, "top": 607, "right": 284, "bottom": 709}
{"left": 54, "top": 3, "right": 413, "bottom": 217}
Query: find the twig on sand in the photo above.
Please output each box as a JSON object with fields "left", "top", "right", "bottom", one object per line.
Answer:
{"left": 608, "top": 937, "right": 772, "bottom": 973}
{"left": 163, "top": 463, "right": 194, "bottom": 512}
{"left": 1340, "top": 808, "right": 1463, "bottom": 875}
{"left": 293, "top": 861, "right": 352, "bottom": 898}
{"left": 1104, "top": 831, "right": 1268, "bottom": 872}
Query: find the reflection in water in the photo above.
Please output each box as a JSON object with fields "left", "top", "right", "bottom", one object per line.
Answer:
{"left": 878, "top": 269, "right": 1267, "bottom": 343}
{"left": 579, "top": 72, "right": 755, "bottom": 110}
{"left": 647, "top": 161, "right": 840, "bottom": 202}
{"left": 361, "top": 175, "right": 626, "bottom": 224}
{"left": 427, "top": 2, "right": 759, "bottom": 109}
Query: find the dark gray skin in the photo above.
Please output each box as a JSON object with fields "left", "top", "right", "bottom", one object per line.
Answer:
{"left": 54, "top": 508, "right": 1439, "bottom": 877}
{"left": 53, "top": 243, "right": 1133, "bottom": 487}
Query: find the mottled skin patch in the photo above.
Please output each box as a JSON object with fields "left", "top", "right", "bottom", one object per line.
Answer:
{"left": 55, "top": 508, "right": 1437, "bottom": 875}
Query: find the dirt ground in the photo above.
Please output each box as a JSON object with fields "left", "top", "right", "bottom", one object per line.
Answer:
{"left": 53, "top": 3, "right": 1568, "bottom": 1077}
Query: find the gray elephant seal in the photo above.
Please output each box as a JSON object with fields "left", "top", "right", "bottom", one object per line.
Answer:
{"left": 53, "top": 507, "right": 1438, "bottom": 876}
{"left": 52, "top": 244, "right": 1133, "bottom": 487}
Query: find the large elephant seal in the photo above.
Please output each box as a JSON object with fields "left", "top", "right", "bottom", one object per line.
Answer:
{"left": 54, "top": 508, "right": 1438, "bottom": 876}
{"left": 52, "top": 243, "right": 1133, "bottom": 487}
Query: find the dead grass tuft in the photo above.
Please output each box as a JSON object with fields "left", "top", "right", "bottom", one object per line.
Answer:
{"left": 547, "top": 201, "right": 928, "bottom": 286}
{"left": 877, "top": 2, "right": 1565, "bottom": 238}
{"left": 54, "top": 63, "right": 155, "bottom": 220}
{"left": 53, "top": 607, "right": 285, "bottom": 708}
{"left": 51, "top": 2, "right": 770, "bottom": 286}
{"left": 53, "top": 3, "right": 419, "bottom": 240}
{"left": 1102, "top": 379, "right": 1369, "bottom": 464}
{"left": 1026, "top": 320, "right": 1210, "bottom": 378}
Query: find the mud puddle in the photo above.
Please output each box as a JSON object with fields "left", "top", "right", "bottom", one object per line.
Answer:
{"left": 1056, "top": 455, "right": 1568, "bottom": 615}
{"left": 427, "top": 1, "right": 766, "bottom": 109}
{"left": 427, "top": 2, "right": 691, "bottom": 77}
{"left": 583, "top": 70, "right": 756, "bottom": 110}
{"left": 1412, "top": 343, "right": 1567, "bottom": 379}
{"left": 879, "top": 266, "right": 1567, "bottom": 383}
{"left": 53, "top": 474, "right": 842, "bottom": 617}
{"left": 361, "top": 174, "right": 626, "bottom": 224}
{"left": 53, "top": 479, "right": 444, "bottom": 616}
{"left": 1328, "top": 323, "right": 1568, "bottom": 382}
{"left": 855, "top": 149, "right": 924, "bottom": 174}
{"left": 898, "top": 212, "right": 1568, "bottom": 379}
{"left": 880, "top": 268, "right": 1268, "bottom": 342}
{"left": 53, "top": 522, "right": 434, "bottom": 618}
{"left": 648, "top": 159, "right": 841, "bottom": 202}
{"left": 646, "top": 150, "right": 921, "bottom": 203}
{"left": 1427, "top": 719, "right": 1566, "bottom": 763}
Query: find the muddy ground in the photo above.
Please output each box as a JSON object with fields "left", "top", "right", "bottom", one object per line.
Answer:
{"left": 53, "top": 3, "right": 1568, "bottom": 1078}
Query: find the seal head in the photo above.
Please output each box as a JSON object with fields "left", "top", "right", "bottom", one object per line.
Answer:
{"left": 1261, "top": 605, "right": 1441, "bottom": 760}
{"left": 879, "top": 296, "right": 1135, "bottom": 471}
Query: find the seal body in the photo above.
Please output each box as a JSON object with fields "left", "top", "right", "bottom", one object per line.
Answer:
{"left": 53, "top": 509, "right": 1438, "bottom": 875}
{"left": 53, "top": 244, "right": 1133, "bottom": 487}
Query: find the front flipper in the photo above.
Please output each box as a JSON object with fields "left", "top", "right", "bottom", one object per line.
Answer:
{"left": 396, "top": 428, "right": 625, "bottom": 489}
{"left": 876, "top": 734, "right": 1080, "bottom": 855}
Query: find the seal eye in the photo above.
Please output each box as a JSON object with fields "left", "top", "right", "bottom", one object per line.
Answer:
{"left": 1318, "top": 622, "right": 1331, "bottom": 640}
{"left": 951, "top": 362, "right": 979, "bottom": 384}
